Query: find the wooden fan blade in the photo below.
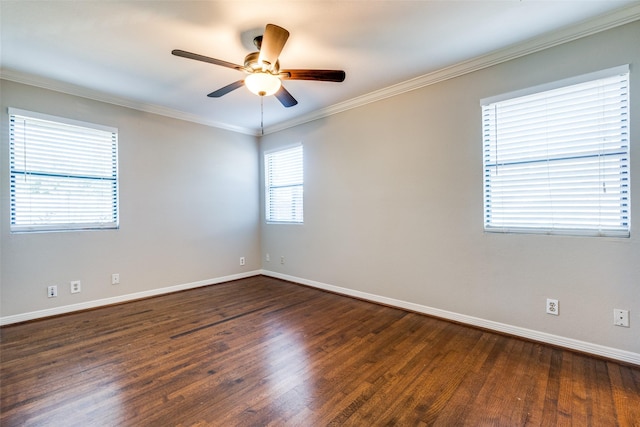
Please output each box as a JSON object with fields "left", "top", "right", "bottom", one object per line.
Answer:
{"left": 258, "top": 24, "right": 289, "bottom": 70}
{"left": 280, "top": 69, "right": 346, "bottom": 82}
{"left": 274, "top": 85, "right": 298, "bottom": 108}
{"left": 172, "top": 49, "right": 245, "bottom": 71}
{"left": 207, "top": 80, "right": 245, "bottom": 98}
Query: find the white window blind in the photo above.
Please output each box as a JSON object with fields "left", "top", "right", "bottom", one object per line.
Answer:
{"left": 9, "top": 108, "right": 119, "bottom": 232}
{"left": 481, "top": 66, "right": 630, "bottom": 237}
{"left": 265, "top": 144, "right": 303, "bottom": 223}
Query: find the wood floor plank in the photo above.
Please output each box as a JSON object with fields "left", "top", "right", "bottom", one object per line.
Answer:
{"left": 1, "top": 276, "right": 639, "bottom": 426}
{"left": 609, "top": 362, "right": 640, "bottom": 426}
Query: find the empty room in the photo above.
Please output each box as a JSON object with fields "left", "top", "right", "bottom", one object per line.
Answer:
{"left": 1, "top": 1, "right": 639, "bottom": 425}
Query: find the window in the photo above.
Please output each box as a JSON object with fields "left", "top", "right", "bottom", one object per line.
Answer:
{"left": 481, "top": 65, "right": 630, "bottom": 237}
{"left": 9, "top": 108, "right": 119, "bottom": 232}
{"left": 265, "top": 144, "right": 303, "bottom": 223}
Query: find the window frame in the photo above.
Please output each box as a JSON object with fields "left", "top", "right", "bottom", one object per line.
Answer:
{"left": 264, "top": 143, "right": 304, "bottom": 224}
{"left": 9, "top": 108, "right": 119, "bottom": 233}
{"left": 480, "top": 65, "right": 630, "bottom": 238}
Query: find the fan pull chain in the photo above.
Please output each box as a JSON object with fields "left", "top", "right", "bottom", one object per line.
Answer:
{"left": 260, "top": 95, "right": 264, "bottom": 136}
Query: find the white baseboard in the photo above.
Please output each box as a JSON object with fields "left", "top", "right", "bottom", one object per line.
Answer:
{"left": 261, "top": 270, "right": 640, "bottom": 366}
{"left": 4, "top": 269, "right": 638, "bottom": 365}
{"left": 0, "top": 270, "right": 262, "bottom": 326}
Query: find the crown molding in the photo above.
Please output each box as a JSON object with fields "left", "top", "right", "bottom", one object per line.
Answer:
{"left": 264, "top": 3, "right": 640, "bottom": 135}
{"left": 2, "top": 3, "right": 639, "bottom": 137}
{"left": 0, "top": 69, "right": 258, "bottom": 136}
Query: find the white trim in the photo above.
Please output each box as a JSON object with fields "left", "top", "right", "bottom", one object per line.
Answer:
{"left": 3, "top": 269, "right": 638, "bottom": 365}
{"left": 0, "top": 270, "right": 261, "bottom": 326}
{"left": 261, "top": 270, "right": 640, "bottom": 366}
{"left": 0, "top": 70, "right": 256, "bottom": 136}
{"left": 2, "top": 4, "right": 639, "bottom": 137}
{"left": 263, "top": 141, "right": 302, "bottom": 156}
{"left": 8, "top": 107, "right": 118, "bottom": 133}
{"left": 484, "top": 226, "right": 631, "bottom": 239}
{"left": 480, "top": 64, "right": 630, "bottom": 106}
{"left": 264, "top": 5, "right": 640, "bottom": 135}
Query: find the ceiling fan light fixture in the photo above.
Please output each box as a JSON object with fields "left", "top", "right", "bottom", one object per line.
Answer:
{"left": 245, "top": 72, "right": 281, "bottom": 96}
{"left": 173, "top": 23, "right": 344, "bottom": 108}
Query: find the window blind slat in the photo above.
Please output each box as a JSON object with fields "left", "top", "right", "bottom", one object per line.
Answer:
{"left": 9, "top": 110, "right": 119, "bottom": 232}
{"left": 481, "top": 69, "right": 630, "bottom": 237}
{"left": 265, "top": 145, "right": 303, "bottom": 223}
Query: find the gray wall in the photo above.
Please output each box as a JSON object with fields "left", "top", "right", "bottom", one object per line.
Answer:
{"left": 1, "top": 80, "right": 260, "bottom": 318}
{"left": 260, "top": 21, "right": 640, "bottom": 355}
{"left": 1, "top": 21, "right": 637, "bottom": 358}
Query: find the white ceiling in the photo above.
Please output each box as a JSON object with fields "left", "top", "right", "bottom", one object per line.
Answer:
{"left": 1, "top": 1, "right": 639, "bottom": 135}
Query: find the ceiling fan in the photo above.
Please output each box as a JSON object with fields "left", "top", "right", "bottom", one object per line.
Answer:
{"left": 172, "top": 24, "right": 346, "bottom": 108}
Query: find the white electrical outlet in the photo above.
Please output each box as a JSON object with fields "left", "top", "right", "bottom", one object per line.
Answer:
{"left": 546, "top": 298, "right": 559, "bottom": 315}
{"left": 111, "top": 273, "right": 120, "bottom": 285}
{"left": 47, "top": 285, "right": 57, "bottom": 298}
{"left": 614, "top": 309, "right": 629, "bottom": 327}
{"left": 266, "top": 253, "right": 270, "bottom": 262}
{"left": 280, "top": 256, "right": 285, "bottom": 265}
{"left": 240, "top": 257, "right": 245, "bottom": 266}
{"left": 70, "top": 280, "right": 81, "bottom": 294}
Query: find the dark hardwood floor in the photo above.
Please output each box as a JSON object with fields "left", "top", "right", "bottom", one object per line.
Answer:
{"left": 1, "top": 275, "right": 639, "bottom": 426}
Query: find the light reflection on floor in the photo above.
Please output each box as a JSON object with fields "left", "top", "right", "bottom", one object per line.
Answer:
{"left": 261, "top": 324, "right": 313, "bottom": 414}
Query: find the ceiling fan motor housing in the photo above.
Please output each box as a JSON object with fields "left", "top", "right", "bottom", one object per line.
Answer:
{"left": 244, "top": 52, "right": 279, "bottom": 73}
{"left": 172, "top": 23, "right": 344, "bottom": 108}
